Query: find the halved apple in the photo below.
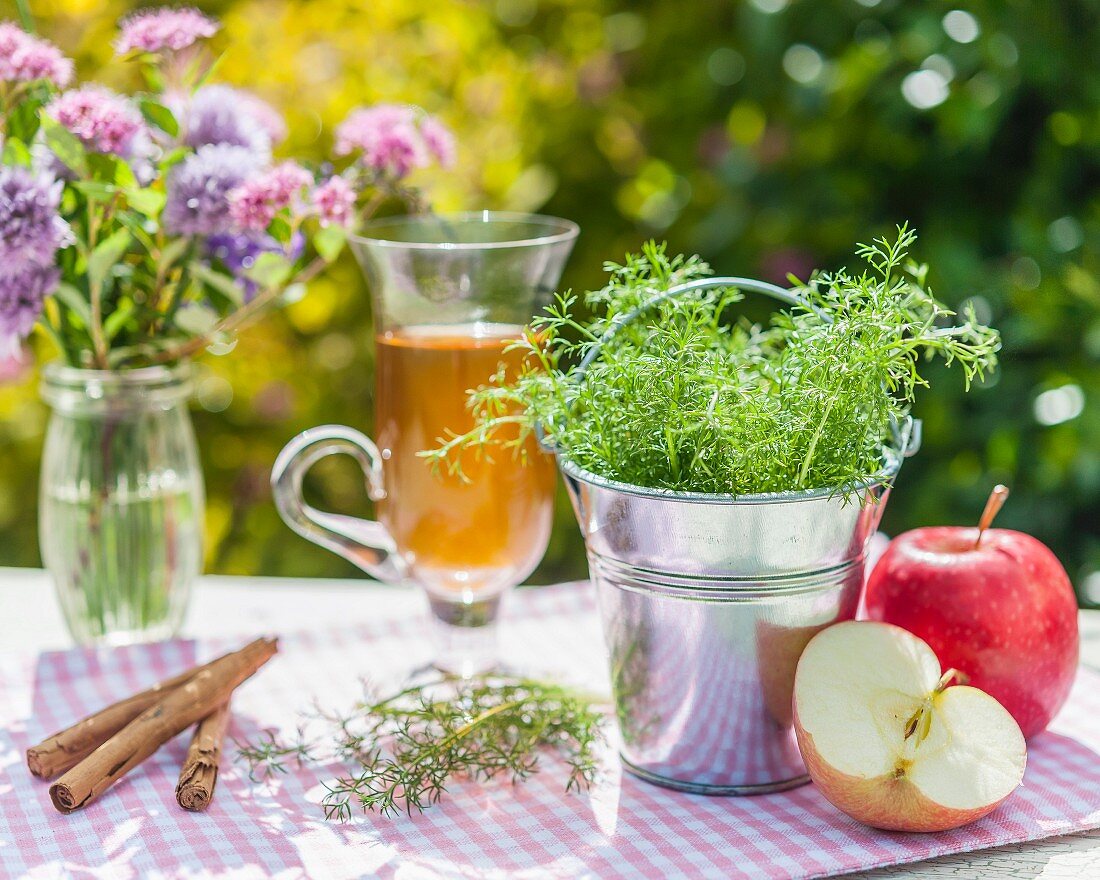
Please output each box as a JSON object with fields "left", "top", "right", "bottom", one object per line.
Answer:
{"left": 793, "top": 621, "right": 1026, "bottom": 832}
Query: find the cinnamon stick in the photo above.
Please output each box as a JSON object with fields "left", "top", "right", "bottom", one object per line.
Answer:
{"left": 175, "top": 701, "right": 231, "bottom": 812}
{"left": 49, "top": 637, "right": 277, "bottom": 814}
{"left": 26, "top": 637, "right": 273, "bottom": 779}
{"left": 29, "top": 666, "right": 198, "bottom": 779}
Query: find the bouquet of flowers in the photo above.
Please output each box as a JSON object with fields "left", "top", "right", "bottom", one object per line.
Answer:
{"left": 0, "top": 7, "right": 455, "bottom": 367}
{"left": 2, "top": 7, "right": 456, "bottom": 645}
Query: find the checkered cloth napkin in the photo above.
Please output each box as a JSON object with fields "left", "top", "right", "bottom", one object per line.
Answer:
{"left": 2, "top": 581, "right": 1099, "bottom": 880}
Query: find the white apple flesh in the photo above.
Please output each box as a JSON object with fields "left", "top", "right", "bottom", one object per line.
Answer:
{"left": 793, "top": 621, "right": 1026, "bottom": 832}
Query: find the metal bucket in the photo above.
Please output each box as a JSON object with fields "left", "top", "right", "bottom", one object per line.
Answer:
{"left": 554, "top": 276, "right": 921, "bottom": 794}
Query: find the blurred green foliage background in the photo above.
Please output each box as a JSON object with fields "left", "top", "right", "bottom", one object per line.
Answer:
{"left": 1, "top": 0, "right": 1097, "bottom": 605}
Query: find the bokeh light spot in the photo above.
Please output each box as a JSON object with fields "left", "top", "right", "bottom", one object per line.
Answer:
{"left": 604, "top": 13, "right": 646, "bottom": 52}
{"left": 315, "top": 333, "right": 356, "bottom": 371}
{"left": 727, "top": 101, "right": 766, "bottom": 145}
{"left": 1048, "top": 216, "right": 1084, "bottom": 253}
{"left": 960, "top": 295, "right": 993, "bottom": 326}
{"left": 494, "top": 0, "right": 537, "bottom": 28}
{"left": 1033, "top": 384, "right": 1084, "bottom": 426}
{"left": 901, "top": 69, "right": 949, "bottom": 109}
{"left": 1084, "top": 572, "right": 1100, "bottom": 606}
{"left": 1049, "top": 112, "right": 1082, "bottom": 146}
{"left": 1011, "top": 256, "right": 1042, "bottom": 290}
{"left": 988, "top": 33, "right": 1019, "bottom": 66}
{"left": 966, "top": 72, "right": 1000, "bottom": 107}
{"left": 921, "top": 53, "right": 955, "bottom": 83}
{"left": 707, "top": 47, "right": 746, "bottom": 86}
{"left": 749, "top": 0, "right": 789, "bottom": 13}
{"left": 943, "top": 10, "right": 981, "bottom": 44}
{"left": 197, "top": 375, "right": 234, "bottom": 413}
{"left": 782, "top": 44, "right": 824, "bottom": 84}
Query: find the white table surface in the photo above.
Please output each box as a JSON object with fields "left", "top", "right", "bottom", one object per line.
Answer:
{"left": 1, "top": 567, "right": 1098, "bottom": 880}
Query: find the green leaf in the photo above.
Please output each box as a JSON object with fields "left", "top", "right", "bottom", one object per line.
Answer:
{"left": 72, "top": 181, "right": 119, "bottom": 203}
{"left": 103, "top": 301, "right": 136, "bottom": 342}
{"left": 87, "top": 228, "right": 134, "bottom": 289}
{"left": 7, "top": 94, "right": 44, "bottom": 142}
{"left": 138, "top": 97, "right": 179, "bottom": 137}
{"left": 1, "top": 137, "right": 32, "bottom": 168}
{"left": 114, "top": 159, "right": 138, "bottom": 189}
{"left": 52, "top": 283, "right": 92, "bottom": 326}
{"left": 137, "top": 57, "right": 166, "bottom": 93}
{"left": 113, "top": 210, "right": 157, "bottom": 252}
{"left": 314, "top": 225, "right": 348, "bottom": 263}
{"left": 243, "top": 252, "right": 292, "bottom": 290}
{"left": 40, "top": 116, "right": 88, "bottom": 177}
{"left": 193, "top": 50, "right": 226, "bottom": 89}
{"left": 159, "top": 237, "right": 191, "bottom": 271}
{"left": 87, "top": 153, "right": 123, "bottom": 183}
{"left": 125, "top": 187, "right": 166, "bottom": 218}
{"left": 268, "top": 215, "right": 293, "bottom": 245}
{"left": 189, "top": 260, "right": 244, "bottom": 306}
{"left": 174, "top": 303, "right": 219, "bottom": 335}
{"left": 159, "top": 147, "right": 190, "bottom": 171}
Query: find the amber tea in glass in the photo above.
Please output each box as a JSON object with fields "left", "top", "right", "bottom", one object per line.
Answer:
{"left": 374, "top": 324, "right": 556, "bottom": 597}
{"left": 272, "top": 213, "right": 578, "bottom": 674}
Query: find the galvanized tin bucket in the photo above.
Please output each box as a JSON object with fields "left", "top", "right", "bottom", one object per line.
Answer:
{"left": 554, "top": 277, "right": 921, "bottom": 794}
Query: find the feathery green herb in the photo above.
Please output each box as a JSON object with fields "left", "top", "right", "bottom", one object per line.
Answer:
{"left": 423, "top": 226, "right": 1000, "bottom": 495}
{"left": 236, "top": 673, "right": 604, "bottom": 818}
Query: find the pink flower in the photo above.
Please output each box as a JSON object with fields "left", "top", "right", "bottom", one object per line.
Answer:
{"left": 334, "top": 104, "right": 455, "bottom": 179}
{"left": 46, "top": 86, "right": 145, "bottom": 155}
{"left": 115, "top": 7, "right": 219, "bottom": 55}
{"left": 0, "top": 22, "right": 73, "bottom": 88}
{"left": 265, "top": 161, "right": 312, "bottom": 202}
{"left": 311, "top": 176, "right": 356, "bottom": 227}
{"left": 420, "top": 116, "right": 456, "bottom": 168}
{"left": 228, "top": 162, "right": 312, "bottom": 231}
{"left": 237, "top": 92, "right": 287, "bottom": 145}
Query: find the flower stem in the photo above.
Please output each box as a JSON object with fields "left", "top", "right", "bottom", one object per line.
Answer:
{"left": 14, "top": 0, "right": 35, "bottom": 32}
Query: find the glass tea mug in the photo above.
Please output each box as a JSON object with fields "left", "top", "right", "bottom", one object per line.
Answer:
{"left": 272, "top": 212, "right": 578, "bottom": 674}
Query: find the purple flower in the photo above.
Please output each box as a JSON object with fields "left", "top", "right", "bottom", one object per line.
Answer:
{"left": 311, "top": 176, "right": 356, "bottom": 227}
{"left": 46, "top": 86, "right": 146, "bottom": 156}
{"left": 0, "top": 22, "right": 73, "bottom": 88}
{"left": 334, "top": 104, "right": 455, "bottom": 179}
{"left": 176, "top": 85, "right": 277, "bottom": 161}
{"left": 206, "top": 231, "right": 303, "bottom": 301}
{"left": 0, "top": 261, "right": 60, "bottom": 356}
{"left": 0, "top": 166, "right": 69, "bottom": 266}
{"left": 228, "top": 162, "right": 312, "bottom": 231}
{"left": 115, "top": 7, "right": 218, "bottom": 55}
{"left": 164, "top": 144, "right": 260, "bottom": 236}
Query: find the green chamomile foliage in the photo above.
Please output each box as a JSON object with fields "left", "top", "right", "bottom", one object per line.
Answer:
{"left": 236, "top": 673, "right": 603, "bottom": 818}
{"left": 426, "top": 227, "right": 1001, "bottom": 496}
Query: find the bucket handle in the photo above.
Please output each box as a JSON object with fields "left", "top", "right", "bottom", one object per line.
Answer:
{"left": 559, "top": 275, "right": 922, "bottom": 461}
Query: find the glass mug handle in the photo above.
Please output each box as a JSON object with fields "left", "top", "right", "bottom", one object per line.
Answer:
{"left": 270, "top": 425, "right": 406, "bottom": 583}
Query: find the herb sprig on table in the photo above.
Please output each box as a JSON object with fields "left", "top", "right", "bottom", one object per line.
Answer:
{"left": 424, "top": 226, "right": 1000, "bottom": 496}
{"left": 236, "top": 673, "right": 604, "bottom": 818}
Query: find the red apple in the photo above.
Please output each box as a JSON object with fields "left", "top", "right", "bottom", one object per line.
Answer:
{"left": 865, "top": 486, "right": 1079, "bottom": 739}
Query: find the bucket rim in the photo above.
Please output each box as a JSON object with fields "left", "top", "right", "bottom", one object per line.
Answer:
{"left": 556, "top": 450, "right": 902, "bottom": 505}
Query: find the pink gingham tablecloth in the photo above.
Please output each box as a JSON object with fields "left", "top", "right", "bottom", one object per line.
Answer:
{"left": 2, "top": 581, "right": 1100, "bottom": 880}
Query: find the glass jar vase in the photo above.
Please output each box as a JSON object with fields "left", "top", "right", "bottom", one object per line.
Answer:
{"left": 38, "top": 363, "right": 204, "bottom": 645}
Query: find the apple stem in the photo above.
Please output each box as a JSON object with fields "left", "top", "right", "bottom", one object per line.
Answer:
{"left": 974, "top": 484, "right": 1010, "bottom": 549}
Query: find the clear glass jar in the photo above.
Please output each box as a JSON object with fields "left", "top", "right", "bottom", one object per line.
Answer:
{"left": 38, "top": 363, "right": 204, "bottom": 645}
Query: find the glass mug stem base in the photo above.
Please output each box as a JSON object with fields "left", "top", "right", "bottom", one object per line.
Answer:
{"left": 427, "top": 593, "right": 502, "bottom": 677}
